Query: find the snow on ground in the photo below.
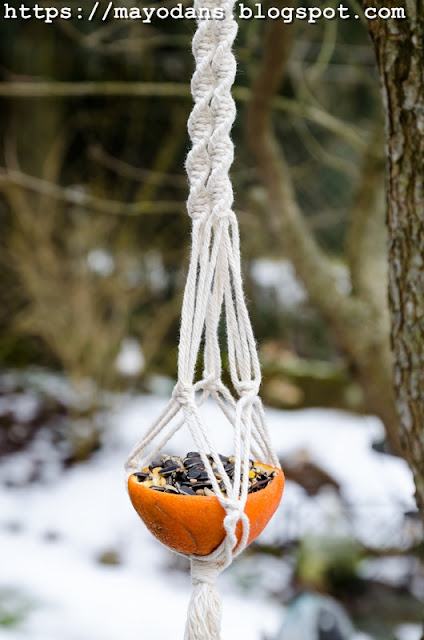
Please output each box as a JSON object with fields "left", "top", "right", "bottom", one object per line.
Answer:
{"left": 264, "top": 407, "right": 417, "bottom": 549}
{"left": 0, "top": 392, "right": 420, "bottom": 640}
{"left": 395, "top": 624, "right": 424, "bottom": 640}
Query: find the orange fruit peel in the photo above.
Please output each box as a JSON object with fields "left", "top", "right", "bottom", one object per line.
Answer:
{"left": 128, "top": 461, "right": 284, "bottom": 556}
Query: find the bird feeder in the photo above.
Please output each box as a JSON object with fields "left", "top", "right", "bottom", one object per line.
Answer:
{"left": 128, "top": 459, "right": 284, "bottom": 556}
{"left": 125, "top": 0, "right": 284, "bottom": 635}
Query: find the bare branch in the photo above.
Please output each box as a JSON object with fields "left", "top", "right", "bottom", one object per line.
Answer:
{"left": 57, "top": 17, "right": 191, "bottom": 54}
{"left": 307, "top": 13, "right": 338, "bottom": 85}
{"left": 292, "top": 118, "right": 360, "bottom": 178}
{"left": 135, "top": 105, "right": 188, "bottom": 204}
{"left": 245, "top": 10, "right": 358, "bottom": 322}
{"left": 0, "top": 169, "right": 185, "bottom": 216}
{"left": 0, "top": 81, "right": 366, "bottom": 150}
{"left": 89, "top": 144, "right": 187, "bottom": 188}
{"left": 245, "top": 3, "right": 401, "bottom": 455}
{"left": 0, "top": 81, "right": 191, "bottom": 99}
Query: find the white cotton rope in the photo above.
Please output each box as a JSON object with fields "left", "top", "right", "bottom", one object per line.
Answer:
{"left": 125, "top": 0, "right": 280, "bottom": 637}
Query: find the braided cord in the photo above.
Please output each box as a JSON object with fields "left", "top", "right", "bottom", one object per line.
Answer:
{"left": 126, "top": 3, "right": 280, "bottom": 638}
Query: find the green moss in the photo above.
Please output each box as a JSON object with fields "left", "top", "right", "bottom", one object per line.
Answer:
{"left": 297, "top": 535, "right": 363, "bottom": 594}
{"left": 0, "top": 587, "right": 34, "bottom": 629}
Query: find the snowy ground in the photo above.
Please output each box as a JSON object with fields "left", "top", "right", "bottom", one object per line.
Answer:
{"left": 0, "top": 391, "right": 422, "bottom": 640}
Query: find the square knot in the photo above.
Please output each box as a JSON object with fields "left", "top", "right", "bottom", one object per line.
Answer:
{"left": 223, "top": 502, "right": 250, "bottom": 556}
{"left": 235, "top": 380, "right": 260, "bottom": 398}
{"left": 195, "top": 376, "right": 222, "bottom": 394}
{"left": 172, "top": 382, "right": 195, "bottom": 406}
{"left": 222, "top": 501, "right": 246, "bottom": 532}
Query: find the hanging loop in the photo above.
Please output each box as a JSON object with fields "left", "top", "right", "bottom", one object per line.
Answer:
{"left": 126, "top": 0, "right": 284, "bottom": 636}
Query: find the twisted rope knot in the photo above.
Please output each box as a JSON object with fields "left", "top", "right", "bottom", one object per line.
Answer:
{"left": 222, "top": 502, "right": 250, "bottom": 560}
{"left": 235, "top": 380, "right": 260, "bottom": 398}
{"left": 186, "top": 194, "right": 210, "bottom": 222}
{"left": 173, "top": 382, "right": 196, "bottom": 406}
{"left": 222, "top": 501, "right": 245, "bottom": 541}
{"left": 195, "top": 376, "right": 222, "bottom": 394}
{"left": 223, "top": 501, "right": 243, "bottom": 526}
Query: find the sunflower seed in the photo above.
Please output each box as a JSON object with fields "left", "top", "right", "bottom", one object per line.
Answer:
{"left": 184, "top": 458, "right": 203, "bottom": 469}
{"left": 192, "top": 483, "right": 212, "bottom": 490}
{"left": 137, "top": 452, "right": 275, "bottom": 497}
{"left": 164, "top": 485, "right": 179, "bottom": 493}
{"left": 179, "top": 485, "right": 197, "bottom": 496}
{"left": 251, "top": 478, "right": 272, "bottom": 492}
{"left": 188, "top": 468, "right": 205, "bottom": 479}
{"left": 159, "top": 463, "right": 181, "bottom": 476}
{"left": 134, "top": 472, "right": 149, "bottom": 482}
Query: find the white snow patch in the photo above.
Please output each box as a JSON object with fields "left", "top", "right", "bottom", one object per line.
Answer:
{"left": 358, "top": 556, "right": 418, "bottom": 588}
{"left": 395, "top": 624, "right": 423, "bottom": 640}
{"left": 251, "top": 259, "right": 307, "bottom": 309}
{"left": 0, "top": 393, "right": 40, "bottom": 423}
{"left": 144, "top": 250, "right": 168, "bottom": 292}
{"left": 115, "top": 338, "right": 145, "bottom": 377}
{"left": 87, "top": 249, "right": 115, "bottom": 276}
{"left": 0, "top": 392, "right": 420, "bottom": 640}
{"left": 250, "top": 259, "right": 351, "bottom": 310}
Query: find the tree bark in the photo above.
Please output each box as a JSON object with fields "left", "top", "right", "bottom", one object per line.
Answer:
{"left": 362, "top": 2, "right": 424, "bottom": 523}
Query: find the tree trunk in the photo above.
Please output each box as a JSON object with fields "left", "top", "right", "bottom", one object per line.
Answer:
{"left": 363, "top": 2, "right": 424, "bottom": 522}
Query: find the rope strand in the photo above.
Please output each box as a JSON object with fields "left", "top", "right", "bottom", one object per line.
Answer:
{"left": 126, "top": 1, "right": 281, "bottom": 637}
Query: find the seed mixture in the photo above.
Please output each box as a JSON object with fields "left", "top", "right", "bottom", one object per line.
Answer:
{"left": 134, "top": 452, "right": 277, "bottom": 496}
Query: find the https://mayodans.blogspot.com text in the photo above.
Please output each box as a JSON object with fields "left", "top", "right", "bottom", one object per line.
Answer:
{"left": 1, "top": 2, "right": 408, "bottom": 24}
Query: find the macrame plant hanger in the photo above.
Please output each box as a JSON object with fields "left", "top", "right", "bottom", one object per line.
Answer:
{"left": 125, "top": 0, "right": 284, "bottom": 637}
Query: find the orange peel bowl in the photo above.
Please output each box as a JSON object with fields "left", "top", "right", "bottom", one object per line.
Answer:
{"left": 128, "top": 462, "right": 284, "bottom": 556}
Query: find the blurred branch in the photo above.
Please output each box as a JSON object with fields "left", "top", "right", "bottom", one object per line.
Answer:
{"left": 245, "top": 10, "right": 357, "bottom": 323}
{"left": 57, "top": 18, "right": 191, "bottom": 54}
{"left": 142, "top": 293, "right": 183, "bottom": 372}
{"left": 0, "top": 169, "right": 185, "bottom": 216}
{"left": 58, "top": 19, "right": 121, "bottom": 49}
{"left": 0, "top": 81, "right": 366, "bottom": 150}
{"left": 100, "top": 34, "right": 191, "bottom": 55}
{"left": 39, "top": 129, "right": 69, "bottom": 215}
{"left": 292, "top": 118, "right": 359, "bottom": 178}
{"left": 245, "top": 1, "right": 401, "bottom": 455}
{"left": 307, "top": 5, "right": 338, "bottom": 85}
{"left": 89, "top": 144, "right": 187, "bottom": 187}
{"left": 0, "top": 81, "right": 191, "bottom": 98}
{"left": 136, "top": 105, "right": 188, "bottom": 203}
{"left": 102, "top": 35, "right": 191, "bottom": 54}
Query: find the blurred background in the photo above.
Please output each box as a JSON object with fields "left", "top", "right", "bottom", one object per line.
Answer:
{"left": 0, "top": 1, "right": 423, "bottom": 639}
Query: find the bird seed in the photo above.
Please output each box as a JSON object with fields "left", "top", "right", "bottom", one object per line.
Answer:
{"left": 134, "top": 452, "right": 277, "bottom": 496}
